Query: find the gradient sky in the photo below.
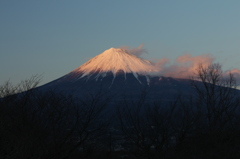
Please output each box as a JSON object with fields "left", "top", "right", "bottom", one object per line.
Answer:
{"left": 1, "top": 0, "right": 240, "bottom": 86}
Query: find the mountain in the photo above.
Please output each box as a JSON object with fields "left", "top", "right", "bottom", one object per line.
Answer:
{"left": 73, "top": 48, "right": 155, "bottom": 80}
{"left": 39, "top": 48, "right": 193, "bottom": 102}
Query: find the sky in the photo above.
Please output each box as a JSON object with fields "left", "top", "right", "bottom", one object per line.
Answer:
{"left": 1, "top": 0, "right": 240, "bottom": 86}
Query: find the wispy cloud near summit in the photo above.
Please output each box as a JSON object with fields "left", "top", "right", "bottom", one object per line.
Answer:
{"left": 119, "top": 44, "right": 147, "bottom": 57}
{"left": 107, "top": 45, "right": 240, "bottom": 83}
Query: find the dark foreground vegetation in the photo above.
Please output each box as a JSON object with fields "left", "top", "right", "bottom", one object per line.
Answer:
{"left": 1, "top": 63, "right": 240, "bottom": 159}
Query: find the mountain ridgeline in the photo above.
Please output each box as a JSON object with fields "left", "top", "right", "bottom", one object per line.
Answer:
{"left": 2, "top": 48, "right": 240, "bottom": 158}
{"left": 39, "top": 48, "right": 193, "bottom": 102}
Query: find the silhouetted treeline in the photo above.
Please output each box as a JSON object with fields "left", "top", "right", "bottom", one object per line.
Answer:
{"left": 0, "top": 76, "right": 111, "bottom": 159}
{"left": 1, "top": 64, "right": 240, "bottom": 159}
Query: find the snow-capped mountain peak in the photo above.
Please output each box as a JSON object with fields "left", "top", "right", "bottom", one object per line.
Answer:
{"left": 72, "top": 47, "right": 155, "bottom": 78}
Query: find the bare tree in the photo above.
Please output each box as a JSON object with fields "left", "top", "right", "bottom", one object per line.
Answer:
{"left": 170, "top": 63, "right": 240, "bottom": 159}
{"left": 117, "top": 91, "right": 178, "bottom": 159}
{"left": 0, "top": 76, "right": 111, "bottom": 159}
{"left": 191, "top": 63, "right": 240, "bottom": 132}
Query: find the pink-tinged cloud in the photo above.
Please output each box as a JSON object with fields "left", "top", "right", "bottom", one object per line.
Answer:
{"left": 119, "top": 44, "right": 147, "bottom": 57}
{"left": 154, "top": 58, "right": 170, "bottom": 69}
{"left": 151, "top": 54, "right": 240, "bottom": 84}
{"left": 152, "top": 54, "right": 215, "bottom": 78}
{"left": 113, "top": 45, "right": 240, "bottom": 83}
{"left": 224, "top": 69, "right": 240, "bottom": 83}
{"left": 226, "top": 69, "right": 240, "bottom": 75}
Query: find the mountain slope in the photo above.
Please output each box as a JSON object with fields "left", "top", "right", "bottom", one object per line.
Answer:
{"left": 38, "top": 48, "right": 193, "bottom": 102}
{"left": 70, "top": 48, "right": 155, "bottom": 80}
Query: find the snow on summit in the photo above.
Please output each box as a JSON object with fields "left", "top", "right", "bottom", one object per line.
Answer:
{"left": 72, "top": 48, "right": 155, "bottom": 78}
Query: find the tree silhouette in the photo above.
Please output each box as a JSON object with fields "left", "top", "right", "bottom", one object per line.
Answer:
{"left": 0, "top": 76, "right": 110, "bottom": 159}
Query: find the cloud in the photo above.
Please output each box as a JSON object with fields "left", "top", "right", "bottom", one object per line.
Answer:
{"left": 150, "top": 54, "right": 240, "bottom": 85}
{"left": 224, "top": 69, "right": 240, "bottom": 84}
{"left": 152, "top": 54, "right": 215, "bottom": 79}
{"left": 119, "top": 44, "right": 147, "bottom": 57}
{"left": 116, "top": 45, "right": 240, "bottom": 83}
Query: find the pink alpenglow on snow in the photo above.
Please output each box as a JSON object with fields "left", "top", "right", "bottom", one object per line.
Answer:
{"left": 73, "top": 48, "right": 156, "bottom": 78}
{"left": 70, "top": 47, "right": 240, "bottom": 82}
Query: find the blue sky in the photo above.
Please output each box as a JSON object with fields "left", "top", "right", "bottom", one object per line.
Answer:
{"left": 1, "top": 0, "right": 240, "bottom": 85}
